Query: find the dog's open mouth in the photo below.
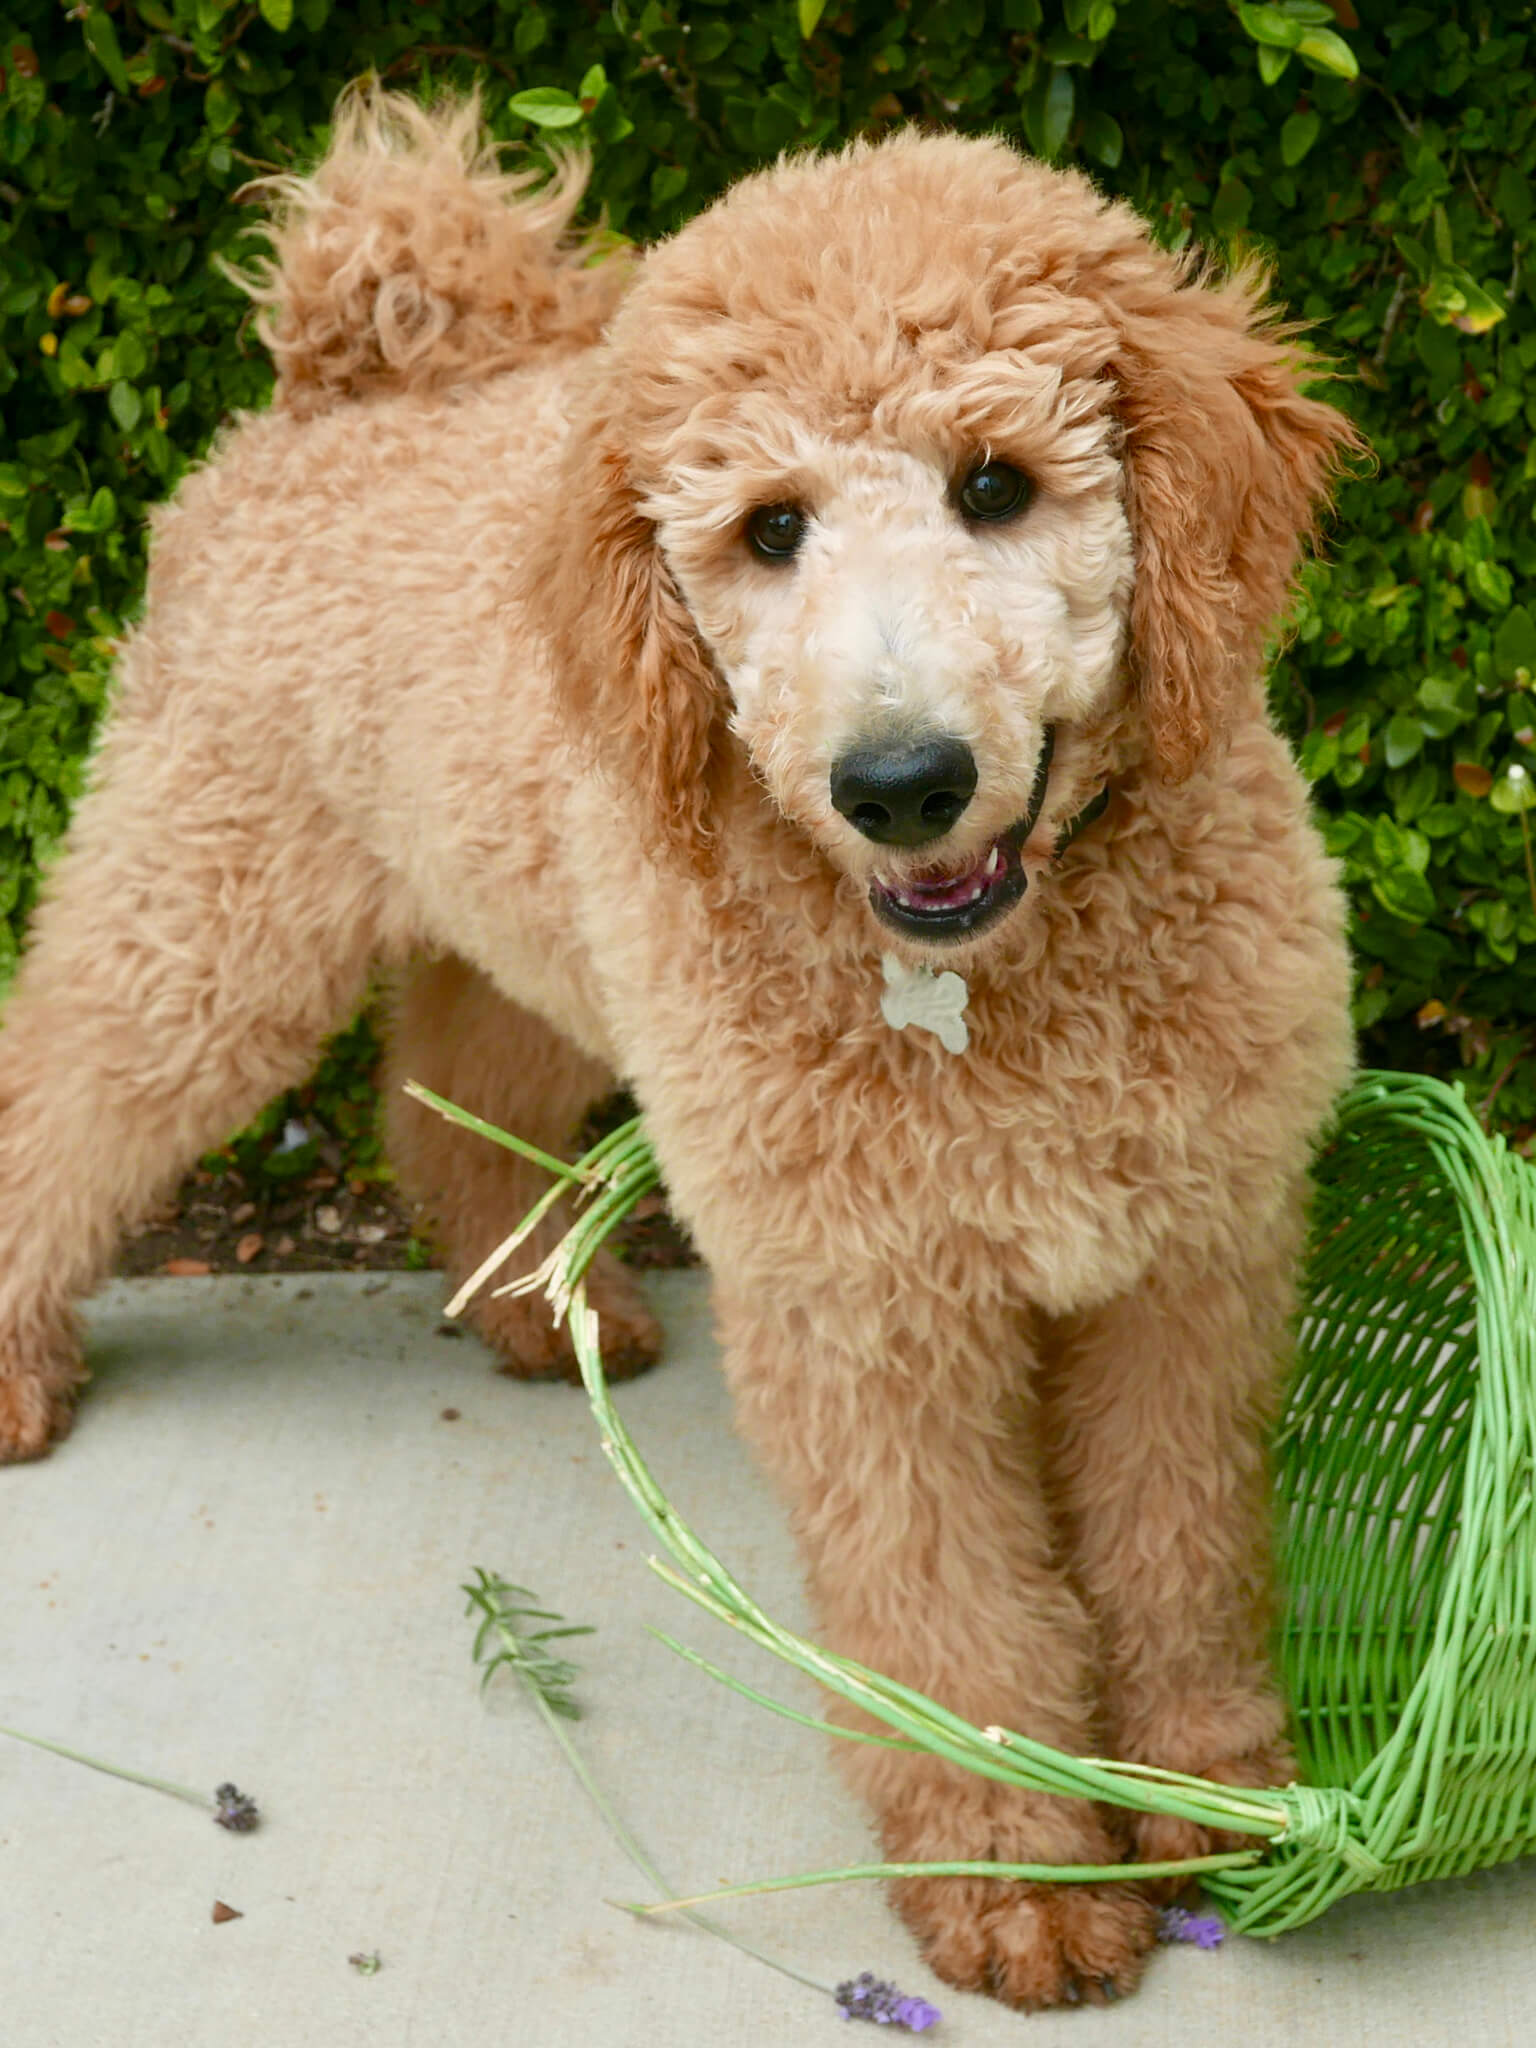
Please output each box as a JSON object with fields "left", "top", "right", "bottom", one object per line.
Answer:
{"left": 869, "top": 727, "right": 1055, "bottom": 944}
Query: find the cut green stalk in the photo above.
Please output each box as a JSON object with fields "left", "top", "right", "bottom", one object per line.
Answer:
{"left": 646, "top": 1629, "right": 927, "bottom": 1752}
{"left": 625, "top": 1848, "right": 1261, "bottom": 1918}
{"left": 402, "top": 1079, "right": 599, "bottom": 1187}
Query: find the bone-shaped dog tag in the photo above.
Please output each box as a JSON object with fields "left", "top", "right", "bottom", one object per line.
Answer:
{"left": 880, "top": 954, "right": 970, "bottom": 1055}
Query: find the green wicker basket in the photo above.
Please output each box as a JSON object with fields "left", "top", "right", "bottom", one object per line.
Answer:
{"left": 1257, "top": 1069, "right": 1536, "bottom": 1929}
{"left": 426, "top": 1068, "right": 1536, "bottom": 1938}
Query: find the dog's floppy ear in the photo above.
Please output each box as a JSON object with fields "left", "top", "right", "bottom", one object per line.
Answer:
{"left": 520, "top": 404, "right": 724, "bottom": 875}
{"left": 1102, "top": 258, "right": 1361, "bottom": 780}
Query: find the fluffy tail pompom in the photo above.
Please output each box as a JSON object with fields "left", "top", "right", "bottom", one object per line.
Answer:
{"left": 232, "top": 85, "right": 629, "bottom": 417}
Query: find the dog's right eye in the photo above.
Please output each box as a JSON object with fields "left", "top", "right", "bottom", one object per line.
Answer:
{"left": 746, "top": 504, "right": 807, "bottom": 561}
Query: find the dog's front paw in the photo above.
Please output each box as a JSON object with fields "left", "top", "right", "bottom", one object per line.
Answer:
{"left": 892, "top": 1871, "right": 1154, "bottom": 2010}
{"left": 882, "top": 1788, "right": 1155, "bottom": 2010}
{"left": 0, "top": 1371, "right": 76, "bottom": 1463}
{"left": 467, "top": 1249, "right": 663, "bottom": 1386}
{"left": 1132, "top": 1738, "right": 1294, "bottom": 1893}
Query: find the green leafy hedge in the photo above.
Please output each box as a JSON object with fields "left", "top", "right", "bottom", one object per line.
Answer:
{"left": 2, "top": 0, "right": 1533, "bottom": 1163}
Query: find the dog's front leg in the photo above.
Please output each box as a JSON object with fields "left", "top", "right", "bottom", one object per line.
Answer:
{"left": 715, "top": 1282, "right": 1155, "bottom": 2009}
{"left": 1039, "top": 1203, "right": 1306, "bottom": 1881}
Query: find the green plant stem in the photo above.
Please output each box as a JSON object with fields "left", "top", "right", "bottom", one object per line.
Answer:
{"left": 0, "top": 1721, "right": 211, "bottom": 1811}
{"left": 401, "top": 1079, "right": 599, "bottom": 1187}
{"left": 623, "top": 1849, "right": 1261, "bottom": 1917}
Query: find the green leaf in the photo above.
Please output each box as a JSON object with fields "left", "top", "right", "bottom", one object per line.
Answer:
{"left": 1212, "top": 175, "right": 1253, "bottom": 232}
{"left": 111, "top": 330, "right": 149, "bottom": 380}
{"left": 1393, "top": 233, "right": 1432, "bottom": 284}
{"left": 1299, "top": 727, "right": 1339, "bottom": 781}
{"left": 1371, "top": 868, "right": 1437, "bottom": 923}
{"left": 1421, "top": 266, "right": 1506, "bottom": 335}
{"left": 1494, "top": 165, "right": 1533, "bottom": 231}
{"left": 1468, "top": 558, "right": 1513, "bottom": 611}
{"left": 1383, "top": 713, "right": 1425, "bottom": 768}
{"left": 1391, "top": 756, "right": 1439, "bottom": 823}
{"left": 1042, "top": 28, "right": 1099, "bottom": 67}
{"left": 0, "top": 464, "right": 28, "bottom": 500}
{"left": 1337, "top": 707, "right": 1372, "bottom": 756}
{"left": 509, "top": 88, "right": 585, "bottom": 130}
{"left": 1296, "top": 26, "right": 1359, "bottom": 78}
{"left": 60, "top": 487, "right": 117, "bottom": 536}
{"left": 1417, "top": 805, "right": 1465, "bottom": 839}
{"left": 1490, "top": 766, "right": 1536, "bottom": 815}
{"left": 1383, "top": 7, "right": 1434, "bottom": 42}
{"left": 1352, "top": 983, "right": 1391, "bottom": 1030}
{"left": 1413, "top": 314, "right": 1462, "bottom": 379}
{"left": 108, "top": 381, "right": 141, "bottom": 433}
{"left": 1372, "top": 815, "right": 1430, "bottom": 875}
{"left": 650, "top": 164, "right": 688, "bottom": 207}
{"left": 1418, "top": 672, "right": 1476, "bottom": 727}
{"left": 1280, "top": 110, "right": 1320, "bottom": 166}
{"left": 1063, "top": 0, "right": 1092, "bottom": 29}
{"left": 1237, "top": 5, "right": 1303, "bottom": 51}
{"left": 82, "top": 10, "right": 132, "bottom": 94}
{"left": 797, "top": 0, "right": 829, "bottom": 34}
{"left": 1256, "top": 44, "right": 1292, "bottom": 84}
{"left": 258, "top": 0, "right": 293, "bottom": 27}
{"left": 204, "top": 80, "right": 240, "bottom": 136}
{"left": 1079, "top": 111, "right": 1122, "bottom": 169}
{"left": 1023, "top": 66, "right": 1074, "bottom": 161}
{"left": 1494, "top": 607, "right": 1536, "bottom": 681}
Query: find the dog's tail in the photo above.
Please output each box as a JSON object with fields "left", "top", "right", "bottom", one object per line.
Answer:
{"left": 232, "top": 86, "right": 630, "bottom": 418}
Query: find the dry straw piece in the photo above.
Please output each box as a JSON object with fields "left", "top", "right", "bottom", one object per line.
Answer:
{"left": 427, "top": 1070, "right": 1536, "bottom": 1938}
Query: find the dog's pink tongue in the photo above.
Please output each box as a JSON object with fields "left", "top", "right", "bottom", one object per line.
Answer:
{"left": 904, "top": 847, "right": 993, "bottom": 908}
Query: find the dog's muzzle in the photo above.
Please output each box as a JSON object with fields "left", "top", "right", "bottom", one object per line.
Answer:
{"left": 869, "top": 727, "right": 1055, "bottom": 944}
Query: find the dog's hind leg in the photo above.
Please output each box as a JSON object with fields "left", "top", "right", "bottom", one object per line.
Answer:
{"left": 0, "top": 733, "right": 385, "bottom": 1461}
{"left": 382, "top": 955, "right": 663, "bottom": 1383}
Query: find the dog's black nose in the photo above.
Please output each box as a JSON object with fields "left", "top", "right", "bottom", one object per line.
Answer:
{"left": 829, "top": 736, "right": 978, "bottom": 847}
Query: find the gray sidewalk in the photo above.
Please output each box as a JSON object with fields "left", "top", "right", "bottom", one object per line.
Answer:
{"left": 1, "top": 1272, "right": 1530, "bottom": 2048}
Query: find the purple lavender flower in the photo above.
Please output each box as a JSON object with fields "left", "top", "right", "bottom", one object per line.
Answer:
{"left": 213, "top": 1782, "right": 260, "bottom": 1833}
{"left": 1156, "top": 1906, "right": 1225, "bottom": 1949}
{"left": 834, "top": 1972, "right": 942, "bottom": 2030}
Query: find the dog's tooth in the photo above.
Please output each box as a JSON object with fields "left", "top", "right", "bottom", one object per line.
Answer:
{"left": 986, "top": 846, "right": 1002, "bottom": 877}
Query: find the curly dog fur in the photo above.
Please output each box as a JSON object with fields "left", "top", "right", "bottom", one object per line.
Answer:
{"left": 0, "top": 91, "right": 1358, "bottom": 2006}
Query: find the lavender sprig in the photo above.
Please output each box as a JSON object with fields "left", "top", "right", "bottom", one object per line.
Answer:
{"left": 214, "top": 1782, "right": 261, "bottom": 1832}
{"left": 0, "top": 1722, "right": 258, "bottom": 1830}
{"left": 1156, "top": 1905, "right": 1226, "bottom": 1949}
{"left": 835, "top": 1972, "right": 943, "bottom": 2030}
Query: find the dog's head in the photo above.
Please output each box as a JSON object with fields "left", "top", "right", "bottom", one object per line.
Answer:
{"left": 524, "top": 131, "right": 1358, "bottom": 954}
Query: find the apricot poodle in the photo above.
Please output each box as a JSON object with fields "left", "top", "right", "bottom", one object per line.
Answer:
{"left": 0, "top": 91, "right": 1358, "bottom": 2007}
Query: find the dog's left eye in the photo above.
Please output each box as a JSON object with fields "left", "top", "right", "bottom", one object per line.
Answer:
{"left": 957, "top": 461, "right": 1032, "bottom": 523}
{"left": 746, "top": 504, "right": 807, "bottom": 560}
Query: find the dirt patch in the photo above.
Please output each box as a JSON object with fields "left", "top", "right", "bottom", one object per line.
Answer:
{"left": 114, "top": 1108, "right": 697, "bottom": 1282}
{"left": 115, "top": 1167, "right": 423, "bottom": 1279}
